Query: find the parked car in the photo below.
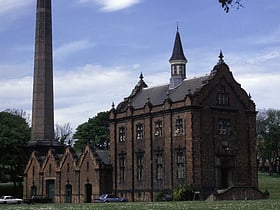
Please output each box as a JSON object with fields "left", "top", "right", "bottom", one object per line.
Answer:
{"left": 94, "top": 194, "right": 128, "bottom": 203}
{"left": 0, "top": 196, "right": 23, "bottom": 204}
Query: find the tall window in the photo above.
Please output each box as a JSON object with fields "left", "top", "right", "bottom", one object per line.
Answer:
{"left": 86, "top": 161, "right": 89, "bottom": 172}
{"left": 32, "top": 166, "right": 35, "bottom": 177}
{"left": 136, "top": 156, "right": 144, "bottom": 181}
{"left": 48, "top": 164, "right": 52, "bottom": 176}
{"left": 67, "top": 163, "right": 70, "bottom": 174}
{"left": 155, "top": 120, "right": 163, "bottom": 137}
{"left": 217, "top": 86, "right": 229, "bottom": 106}
{"left": 119, "top": 126, "right": 126, "bottom": 142}
{"left": 176, "top": 153, "right": 185, "bottom": 179}
{"left": 218, "top": 119, "right": 232, "bottom": 135}
{"left": 119, "top": 156, "right": 125, "bottom": 182}
{"left": 156, "top": 154, "right": 164, "bottom": 180}
{"left": 175, "top": 116, "right": 184, "bottom": 135}
{"left": 136, "top": 123, "right": 144, "bottom": 140}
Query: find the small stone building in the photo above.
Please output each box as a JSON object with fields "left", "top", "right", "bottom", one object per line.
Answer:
{"left": 109, "top": 30, "right": 266, "bottom": 201}
{"left": 23, "top": 145, "right": 112, "bottom": 203}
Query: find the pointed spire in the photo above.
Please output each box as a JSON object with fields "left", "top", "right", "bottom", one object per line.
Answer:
{"left": 169, "top": 29, "right": 187, "bottom": 63}
{"left": 169, "top": 27, "right": 188, "bottom": 89}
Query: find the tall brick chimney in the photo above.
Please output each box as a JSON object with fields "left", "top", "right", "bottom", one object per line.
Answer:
{"left": 28, "top": 0, "right": 63, "bottom": 154}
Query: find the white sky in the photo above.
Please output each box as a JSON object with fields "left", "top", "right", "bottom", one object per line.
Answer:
{"left": 0, "top": 0, "right": 280, "bottom": 129}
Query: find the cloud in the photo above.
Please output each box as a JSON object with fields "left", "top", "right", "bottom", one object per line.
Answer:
{"left": 54, "top": 40, "right": 95, "bottom": 58}
{"left": 78, "top": 0, "right": 141, "bottom": 12}
{"left": 0, "top": 0, "right": 33, "bottom": 16}
{"left": 1, "top": 57, "right": 280, "bottom": 131}
{"left": 236, "top": 73, "right": 280, "bottom": 110}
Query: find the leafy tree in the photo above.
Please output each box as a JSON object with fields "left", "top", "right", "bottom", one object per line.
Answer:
{"left": 257, "top": 109, "right": 280, "bottom": 174}
{"left": 73, "top": 111, "right": 110, "bottom": 152}
{"left": 0, "top": 110, "right": 31, "bottom": 188}
{"left": 219, "top": 0, "right": 243, "bottom": 13}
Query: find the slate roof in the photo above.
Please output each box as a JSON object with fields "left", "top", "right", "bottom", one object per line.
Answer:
{"left": 169, "top": 30, "right": 187, "bottom": 62}
{"left": 116, "top": 75, "right": 211, "bottom": 112}
{"left": 95, "top": 150, "right": 110, "bottom": 165}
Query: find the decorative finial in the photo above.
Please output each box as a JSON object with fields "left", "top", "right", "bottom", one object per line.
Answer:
{"left": 176, "top": 21, "right": 179, "bottom": 32}
{"left": 218, "top": 50, "right": 224, "bottom": 64}
{"left": 111, "top": 102, "right": 115, "bottom": 109}
{"left": 139, "top": 72, "right": 144, "bottom": 80}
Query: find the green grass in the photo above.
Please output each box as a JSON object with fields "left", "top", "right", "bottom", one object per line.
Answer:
{"left": 258, "top": 172, "right": 280, "bottom": 199}
{"left": 0, "top": 172, "right": 279, "bottom": 210}
{"left": 0, "top": 200, "right": 279, "bottom": 210}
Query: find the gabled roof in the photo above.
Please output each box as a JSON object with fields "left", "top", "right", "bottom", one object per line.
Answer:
{"left": 116, "top": 75, "right": 211, "bottom": 111}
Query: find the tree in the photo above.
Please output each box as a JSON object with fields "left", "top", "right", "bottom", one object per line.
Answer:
{"left": 55, "top": 122, "right": 73, "bottom": 145}
{"left": 0, "top": 110, "right": 31, "bottom": 188}
{"left": 219, "top": 0, "right": 243, "bottom": 13}
{"left": 257, "top": 109, "right": 280, "bottom": 174}
{"left": 73, "top": 111, "right": 110, "bottom": 152}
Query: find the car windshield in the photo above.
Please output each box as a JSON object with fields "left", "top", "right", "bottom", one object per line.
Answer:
{"left": 0, "top": 196, "right": 4, "bottom": 199}
{"left": 99, "top": 194, "right": 107, "bottom": 199}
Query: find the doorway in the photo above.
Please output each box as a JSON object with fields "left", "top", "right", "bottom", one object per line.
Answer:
{"left": 65, "top": 184, "right": 72, "bottom": 203}
{"left": 46, "top": 180, "right": 55, "bottom": 202}
{"left": 85, "top": 183, "right": 92, "bottom": 203}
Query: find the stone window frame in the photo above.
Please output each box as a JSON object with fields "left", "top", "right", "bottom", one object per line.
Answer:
{"left": 136, "top": 154, "right": 144, "bottom": 181}
{"left": 217, "top": 86, "right": 229, "bottom": 106}
{"left": 218, "top": 119, "right": 232, "bottom": 136}
{"left": 176, "top": 152, "right": 185, "bottom": 179}
{"left": 119, "top": 126, "right": 126, "bottom": 142}
{"left": 155, "top": 153, "right": 164, "bottom": 181}
{"left": 136, "top": 123, "right": 144, "bottom": 140}
{"left": 175, "top": 116, "right": 184, "bottom": 135}
{"left": 154, "top": 120, "right": 163, "bottom": 137}
{"left": 118, "top": 153, "right": 126, "bottom": 183}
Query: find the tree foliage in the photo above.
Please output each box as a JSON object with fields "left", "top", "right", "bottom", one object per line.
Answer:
{"left": 0, "top": 110, "right": 31, "bottom": 184}
{"left": 219, "top": 0, "right": 243, "bottom": 13}
{"left": 257, "top": 109, "right": 280, "bottom": 173}
{"left": 73, "top": 111, "right": 110, "bottom": 152}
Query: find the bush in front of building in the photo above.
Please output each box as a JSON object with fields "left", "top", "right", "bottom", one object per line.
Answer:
{"left": 173, "top": 184, "right": 194, "bottom": 201}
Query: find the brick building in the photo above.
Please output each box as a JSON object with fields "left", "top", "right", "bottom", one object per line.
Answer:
{"left": 109, "top": 30, "right": 266, "bottom": 201}
{"left": 24, "top": 145, "right": 112, "bottom": 203}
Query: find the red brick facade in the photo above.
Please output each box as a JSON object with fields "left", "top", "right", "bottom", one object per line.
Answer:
{"left": 23, "top": 145, "right": 112, "bottom": 203}
{"left": 110, "top": 32, "right": 260, "bottom": 201}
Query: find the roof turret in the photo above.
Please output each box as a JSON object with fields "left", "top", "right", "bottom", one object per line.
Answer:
{"left": 169, "top": 29, "right": 187, "bottom": 63}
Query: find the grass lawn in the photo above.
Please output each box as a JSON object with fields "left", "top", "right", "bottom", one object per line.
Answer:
{"left": 0, "top": 172, "right": 279, "bottom": 210}
{"left": 0, "top": 200, "right": 279, "bottom": 210}
{"left": 258, "top": 172, "right": 280, "bottom": 199}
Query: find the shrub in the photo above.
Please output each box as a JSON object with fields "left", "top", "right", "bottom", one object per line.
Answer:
{"left": 173, "top": 184, "right": 194, "bottom": 201}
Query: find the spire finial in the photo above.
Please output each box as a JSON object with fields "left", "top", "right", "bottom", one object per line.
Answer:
{"left": 176, "top": 21, "right": 179, "bottom": 32}
{"left": 139, "top": 72, "right": 144, "bottom": 80}
{"left": 218, "top": 50, "right": 224, "bottom": 64}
